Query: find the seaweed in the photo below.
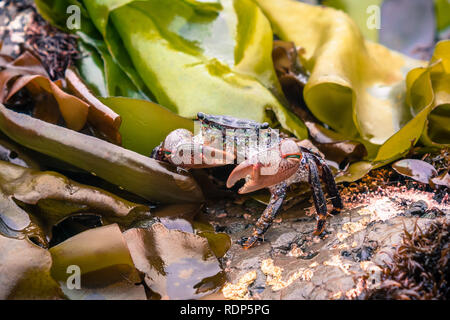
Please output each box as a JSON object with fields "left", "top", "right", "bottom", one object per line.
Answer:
{"left": 359, "top": 218, "right": 449, "bottom": 300}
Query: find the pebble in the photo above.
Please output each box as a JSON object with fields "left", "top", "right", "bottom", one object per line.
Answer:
{"left": 405, "top": 200, "right": 428, "bottom": 216}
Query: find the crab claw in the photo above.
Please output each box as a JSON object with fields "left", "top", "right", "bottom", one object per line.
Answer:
{"left": 175, "top": 143, "right": 234, "bottom": 169}
{"left": 160, "top": 129, "right": 235, "bottom": 169}
{"left": 227, "top": 139, "right": 302, "bottom": 193}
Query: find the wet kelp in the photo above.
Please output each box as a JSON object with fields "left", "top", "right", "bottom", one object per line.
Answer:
{"left": 0, "top": 159, "right": 152, "bottom": 243}
{"left": 256, "top": 0, "right": 450, "bottom": 180}
{"left": 0, "top": 220, "right": 227, "bottom": 300}
{"left": 0, "top": 0, "right": 447, "bottom": 301}
{"left": 272, "top": 40, "right": 368, "bottom": 169}
{"left": 35, "top": 0, "right": 310, "bottom": 139}
{"left": 35, "top": 0, "right": 449, "bottom": 182}
{"left": 0, "top": 156, "right": 226, "bottom": 299}
{"left": 393, "top": 158, "right": 450, "bottom": 188}
{"left": 0, "top": 104, "right": 204, "bottom": 204}
{"left": 49, "top": 223, "right": 146, "bottom": 300}
{"left": 124, "top": 223, "right": 226, "bottom": 299}
{"left": 0, "top": 234, "right": 64, "bottom": 299}
{"left": 0, "top": 49, "right": 204, "bottom": 202}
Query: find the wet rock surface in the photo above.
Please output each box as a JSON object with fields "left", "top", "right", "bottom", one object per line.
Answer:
{"left": 205, "top": 191, "right": 449, "bottom": 300}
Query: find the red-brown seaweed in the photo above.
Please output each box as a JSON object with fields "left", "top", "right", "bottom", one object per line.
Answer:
{"left": 359, "top": 218, "right": 449, "bottom": 300}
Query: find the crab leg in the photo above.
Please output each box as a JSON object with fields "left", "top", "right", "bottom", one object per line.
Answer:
{"left": 308, "top": 152, "right": 343, "bottom": 215}
{"left": 241, "top": 182, "right": 287, "bottom": 249}
{"left": 319, "top": 160, "right": 343, "bottom": 215}
{"left": 304, "top": 153, "right": 329, "bottom": 235}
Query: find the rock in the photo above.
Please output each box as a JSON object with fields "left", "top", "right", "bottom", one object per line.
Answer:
{"left": 355, "top": 246, "right": 375, "bottom": 262}
{"left": 271, "top": 231, "right": 298, "bottom": 250}
{"left": 405, "top": 200, "right": 428, "bottom": 216}
{"left": 421, "top": 212, "right": 436, "bottom": 219}
{"left": 206, "top": 192, "right": 449, "bottom": 300}
{"left": 222, "top": 221, "right": 250, "bottom": 234}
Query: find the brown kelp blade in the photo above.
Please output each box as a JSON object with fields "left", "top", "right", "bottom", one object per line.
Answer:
{"left": 6, "top": 74, "right": 89, "bottom": 131}
{"left": 0, "top": 103, "right": 204, "bottom": 204}
{"left": 65, "top": 68, "right": 122, "bottom": 144}
{"left": 392, "top": 159, "right": 438, "bottom": 185}
{"left": 1, "top": 52, "right": 122, "bottom": 142}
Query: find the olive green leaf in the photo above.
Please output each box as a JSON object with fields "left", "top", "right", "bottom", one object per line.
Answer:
{"left": 123, "top": 223, "right": 225, "bottom": 300}
{"left": 416, "top": 41, "right": 450, "bottom": 148}
{"left": 335, "top": 161, "right": 374, "bottom": 183}
{"left": 196, "top": 230, "right": 231, "bottom": 259}
{"left": 100, "top": 96, "right": 193, "bottom": 155}
{"left": 76, "top": 31, "right": 151, "bottom": 100}
{"left": 373, "top": 40, "right": 450, "bottom": 161}
{"left": 76, "top": 41, "right": 108, "bottom": 97}
{"left": 0, "top": 104, "right": 204, "bottom": 204}
{"left": 337, "top": 40, "right": 450, "bottom": 181}
{"left": 256, "top": 0, "right": 449, "bottom": 177}
{"left": 435, "top": 0, "right": 450, "bottom": 37}
{"left": 49, "top": 224, "right": 146, "bottom": 300}
{"left": 181, "top": 0, "right": 222, "bottom": 11}
{"left": 256, "top": 0, "right": 425, "bottom": 149}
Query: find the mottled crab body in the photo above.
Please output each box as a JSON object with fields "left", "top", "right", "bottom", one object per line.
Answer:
{"left": 152, "top": 113, "right": 342, "bottom": 249}
{"left": 197, "top": 112, "right": 270, "bottom": 131}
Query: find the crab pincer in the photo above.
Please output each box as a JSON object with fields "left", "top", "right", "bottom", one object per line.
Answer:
{"left": 227, "top": 139, "right": 302, "bottom": 193}
{"left": 151, "top": 128, "right": 234, "bottom": 169}
{"left": 227, "top": 139, "right": 302, "bottom": 248}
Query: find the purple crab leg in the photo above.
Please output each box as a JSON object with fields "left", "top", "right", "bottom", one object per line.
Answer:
{"left": 307, "top": 152, "right": 343, "bottom": 215}
{"left": 319, "top": 160, "right": 343, "bottom": 215}
{"left": 304, "top": 153, "right": 329, "bottom": 235}
{"left": 241, "top": 182, "right": 287, "bottom": 249}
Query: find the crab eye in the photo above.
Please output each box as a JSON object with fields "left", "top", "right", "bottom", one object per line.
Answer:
{"left": 282, "top": 153, "right": 302, "bottom": 160}
{"left": 161, "top": 149, "right": 172, "bottom": 156}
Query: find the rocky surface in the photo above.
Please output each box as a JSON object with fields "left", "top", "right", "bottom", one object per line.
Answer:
{"left": 203, "top": 189, "right": 449, "bottom": 300}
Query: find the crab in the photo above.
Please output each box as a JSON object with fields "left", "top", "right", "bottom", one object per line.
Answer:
{"left": 151, "top": 112, "right": 343, "bottom": 249}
